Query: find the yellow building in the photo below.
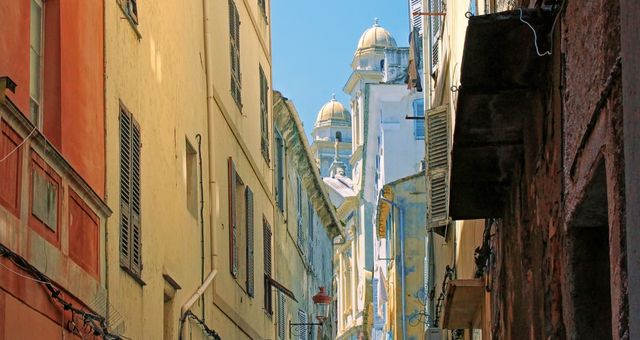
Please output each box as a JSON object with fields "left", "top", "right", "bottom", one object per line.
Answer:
{"left": 416, "top": 1, "right": 526, "bottom": 339}
{"left": 104, "top": 0, "right": 277, "bottom": 338}
{"left": 272, "top": 91, "right": 342, "bottom": 340}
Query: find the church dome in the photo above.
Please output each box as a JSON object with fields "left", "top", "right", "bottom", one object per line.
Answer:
{"left": 356, "top": 19, "right": 397, "bottom": 53}
{"left": 316, "top": 95, "right": 351, "bottom": 124}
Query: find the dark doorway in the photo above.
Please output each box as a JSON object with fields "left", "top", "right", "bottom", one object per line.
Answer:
{"left": 567, "top": 161, "right": 612, "bottom": 340}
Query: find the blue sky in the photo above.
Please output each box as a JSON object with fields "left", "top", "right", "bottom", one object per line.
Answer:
{"left": 271, "top": 0, "right": 410, "bottom": 136}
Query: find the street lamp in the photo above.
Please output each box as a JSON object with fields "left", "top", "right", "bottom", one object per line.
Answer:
{"left": 289, "top": 287, "right": 332, "bottom": 336}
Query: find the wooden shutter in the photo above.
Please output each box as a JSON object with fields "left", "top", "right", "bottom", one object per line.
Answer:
{"left": 228, "top": 157, "right": 238, "bottom": 277}
{"left": 278, "top": 293, "right": 286, "bottom": 340}
{"left": 429, "top": 0, "right": 441, "bottom": 72}
{"left": 119, "top": 107, "right": 142, "bottom": 276}
{"left": 130, "top": 119, "right": 142, "bottom": 274}
{"left": 414, "top": 99, "right": 425, "bottom": 140}
{"left": 426, "top": 106, "right": 449, "bottom": 229}
{"left": 263, "top": 220, "right": 273, "bottom": 313}
{"left": 245, "top": 187, "right": 254, "bottom": 296}
{"left": 229, "top": 0, "right": 241, "bottom": 105}
{"left": 119, "top": 110, "right": 132, "bottom": 268}
{"left": 260, "top": 66, "right": 269, "bottom": 161}
{"left": 275, "top": 131, "right": 284, "bottom": 211}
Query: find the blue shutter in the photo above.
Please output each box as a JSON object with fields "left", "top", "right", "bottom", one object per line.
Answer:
{"left": 414, "top": 99, "right": 425, "bottom": 140}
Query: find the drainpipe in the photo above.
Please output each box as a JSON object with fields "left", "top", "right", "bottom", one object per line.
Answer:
{"left": 179, "top": 270, "right": 218, "bottom": 340}
{"left": 381, "top": 197, "right": 406, "bottom": 339}
{"left": 426, "top": 229, "right": 435, "bottom": 327}
{"left": 201, "top": 0, "right": 218, "bottom": 275}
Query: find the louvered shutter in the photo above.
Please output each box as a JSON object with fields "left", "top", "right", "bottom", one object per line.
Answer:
{"left": 410, "top": 0, "right": 423, "bottom": 35}
{"left": 429, "top": 0, "right": 441, "bottom": 72}
{"left": 245, "top": 187, "right": 254, "bottom": 296}
{"left": 229, "top": 0, "right": 241, "bottom": 105}
{"left": 260, "top": 67, "right": 269, "bottom": 161}
{"left": 119, "top": 110, "right": 132, "bottom": 268}
{"left": 278, "top": 293, "right": 286, "bottom": 340}
{"left": 263, "top": 220, "right": 273, "bottom": 313}
{"left": 426, "top": 106, "right": 450, "bottom": 231}
{"left": 228, "top": 157, "right": 238, "bottom": 277}
{"left": 297, "top": 309, "right": 307, "bottom": 340}
{"left": 130, "top": 119, "right": 142, "bottom": 274}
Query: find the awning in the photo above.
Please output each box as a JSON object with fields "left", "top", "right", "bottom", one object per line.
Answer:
{"left": 442, "top": 279, "right": 485, "bottom": 329}
{"left": 268, "top": 276, "right": 298, "bottom": 302}
{"left": 449, "top": 9, "right": 554, "bottom": 220}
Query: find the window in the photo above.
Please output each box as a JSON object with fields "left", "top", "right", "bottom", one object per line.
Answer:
{"left": 229, "top": 0, "right": 242, "bottom": 107}
{"left": 30, "top": 0, "right": 43, "bottom": 126}
{"left": 413, "top": 98, "right": 425, "bottom": 140}
{"left": 308, "top": 201, "right": 314, "bottom": 263}
{"left": 228, "top": 157, "right": 254, "bottom": 294}
{"left": 263, "top": 219, "right": 273, "bottom": 314}
{"left": 335, "top": 131, "right": 342, "bottom": 142}
{"left": 410, "top": 0, "right": 423, "bottom": 35}
{"left": 260, "top": 66, "right": 269, "bottom": 162}
{"left": 119, "top": 105, "right": 142, "bottom": 278}
{"left": 278, "top": 292, "right": 286, "bottom": 340}
{"left": 274, "top": 130, "right": 285, "bottom": 212}
{"left": 428, "top": 0, "right": 443, "bottom": 72}
{"left": 426, "top": 106, "right": 449, "bottom": 229}
{"left": 185, "top": 139, "right": 197, "bottom": 217}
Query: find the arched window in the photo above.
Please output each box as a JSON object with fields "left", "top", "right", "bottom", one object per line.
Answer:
{"left": 336, "top": 131, "right": 342, "bottom": 142}
{"left": 380, "top": 59, "right": 385, "bottom": 70}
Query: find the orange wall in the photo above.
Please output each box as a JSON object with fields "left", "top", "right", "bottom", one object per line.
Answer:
{"left": 0, "top": 0, "right": 30, "bottom": 114}
{"left": 59, "top": 0, "right": 105, "bottom": 197}
{"left": 0, "top": 0, "right": 105, "bottom": 197}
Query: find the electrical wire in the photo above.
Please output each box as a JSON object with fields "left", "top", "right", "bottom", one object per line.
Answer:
{"left": 0, "top": 243, "right": 121, "bottom": 339}
{"left": 0, "top": 126, "right": 37, "bottom": 163}
{"left": 0, "top": 261, "right": 50, "bottom": 283}
{"left": 519, "top": 8, "right": 551, "bottom": 56}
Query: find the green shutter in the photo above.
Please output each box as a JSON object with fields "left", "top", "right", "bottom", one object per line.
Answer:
{"left": 245, "top": 186, "right": 254, "bottom": 296}
{"left": 426, "top": 105, "right": 450, "bottom": 230}
{"left": 263, "top": 220, "right": 273, "bottom": 313}
{"left": 278, "top": 293, "right": 286, "bottom": 339}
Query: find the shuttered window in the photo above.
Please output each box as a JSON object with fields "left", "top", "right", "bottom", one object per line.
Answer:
{"left": 278, "top": 292, "right": 286, "bottom": 339}
{"left": 274, "top": 130, "right": 285, "bottom": 212}
{"left": 426, "top": 106, "right": 449, "bottom": 228}
{"left": 263, "top": 219, "right": 273, "bottom": 314}
{"left": 245, "top": 187, "right": 254, "bottom": 296}
{"left": 258, "top": 0, "right": 266, "bottom": 18}
{"left": 296, "top": 176, "right": 303, "bottom": 249}
{"left": 119, "top": 106, "right": 142, "bottom": 278}
{"left": 260, "top": 66, "right": 269, "bottom": 162}
{"left": 428, "top": 0, "right": 442, "bottom": 72}
{"left": 229, "top": 0, "right": 242, "bottom": 107}
{"left": 413, "top": 98, "right": 425, "bottom": 140}
{"left": 410, "top": 0, "right": 423, "bottom": 35}
{"left": 297, "top": 309, "right": 307, "bottom": 340}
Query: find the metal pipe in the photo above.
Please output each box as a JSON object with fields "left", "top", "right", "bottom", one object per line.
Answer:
{"left": 196, "top": 133, "right": 205, "bottom": 319}
{"left": 380, "top": 197, "right": 407, "bottom": 339}
{"left": 179, "top": 270, "right": 218, "bottom": 340}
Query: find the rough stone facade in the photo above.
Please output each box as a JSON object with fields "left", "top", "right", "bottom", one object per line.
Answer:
{"left": 488, "top": 1, "right": 628, "bottom": 339}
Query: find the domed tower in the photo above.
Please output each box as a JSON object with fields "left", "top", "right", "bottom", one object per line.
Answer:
{"left": 352, "top": 18, "right": 397, "bottom": 71}
{"left": 310, "top": 94, "right": 352, "bottom": 178}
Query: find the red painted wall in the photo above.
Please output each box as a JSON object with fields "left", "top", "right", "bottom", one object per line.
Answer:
{"left": 0, "top": 1, "right": 30, "bottom": 114}
{"left": 59, "top": 0, "right": 105, "bottom": 197}
{"left": 0, "top": 0, "right": 105, "bottom": 197}
{"left": 68, "top": 190, "right": 100, "bottom": 279}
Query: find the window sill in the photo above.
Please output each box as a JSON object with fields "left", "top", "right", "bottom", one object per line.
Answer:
{"left": 121, "top": 265, "right": 146, "bottom": 286}
{"left": 116, "top": 1, "right": 142, "bottom": 39}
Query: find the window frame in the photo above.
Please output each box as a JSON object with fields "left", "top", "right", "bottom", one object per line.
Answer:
{"left": 29, "top": 0, "right": 44, "bottom": 128}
